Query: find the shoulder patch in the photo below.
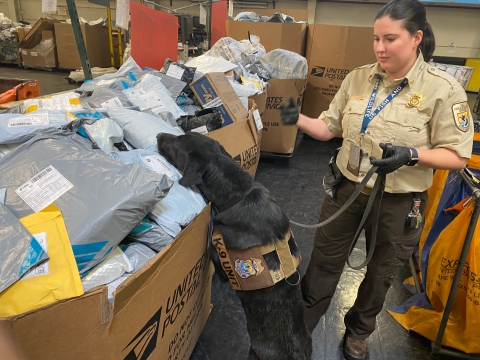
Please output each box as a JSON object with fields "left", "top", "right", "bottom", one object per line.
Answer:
{"left": 451, "top": 102, "right": 470, "bottom": 132}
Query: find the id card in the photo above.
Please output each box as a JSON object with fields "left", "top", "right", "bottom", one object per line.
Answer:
{"left": 346, "top": 144, "right": 362, "bottom": 176}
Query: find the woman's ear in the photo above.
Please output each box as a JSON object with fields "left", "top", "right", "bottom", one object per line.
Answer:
{"left": 414, "top": 30, "right": 423, "bottom": 47}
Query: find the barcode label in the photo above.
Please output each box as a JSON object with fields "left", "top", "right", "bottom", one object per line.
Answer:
{"left": 166, "top": 64, "right": 185, "bottom": 80}
{"left": 142, "top": 155, "right": 176, "bottom": 179}
{"left": 23, "top": 232, "right": 50, "bottom": 279}
{"left": 15, "top": 166, "right": 73, "bottom": 213}
{"left": 253, "top": 109, "right": 263, "bottom": 131}
{"left": 123, "top": 87, "right": 146, "bottom": 99}
{"left": 8, "top": 113, "right": 50, "bottom": 127}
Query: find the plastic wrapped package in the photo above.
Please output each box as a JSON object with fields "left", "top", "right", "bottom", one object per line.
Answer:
{"left": 81, "top": 246, "right": 133, "bottom": 292}
{"left": 0, "top": 205, "right": 84, "bottom": 317}
{"left": 126, "top": 218, "right": 174, "bottom": 252}
{"left": 29, "top": 38, "right": 57, "bottom": 68}
{"left": 83, "top": 117, "right": 124, "bottom": 154}
{"left": 0, "top": 110, "right": 70, "bottom": 145}
{"left": 87, "top": 88, "right": 132, "bottom": 109}
{"left": 245, "top": 63, "right": 271, "bottom": 80}
{"left": 260, "top": 49, "right": 308, "bottom": 79}
{"left": 0, "top": 203, "right": 48, "bottom": 294}
{"left": 239, "top": 35, "right": 266, "bottom": 64}
{"left": 160, "top": 58, "right": 196, "bottom": 85}
{"left": 76, "top": 74, "right": 122, "bottom": 94}
{"left": 233, "top": 12, "right": 262, "bottom": 22}
{"left": 108, "top": 147, "right": 204, "bottom": 238}
{"left": 122, "top": 243, "right": 157, "bottom": 271}
{"left": 177, "top": 108, "right": 222, "bottom": 133}
{"left": 149, "top": 181, "right": 207, "bottom": 237}
{"left": 266, "top": 12, "right": 295, "bottom": 23}
{"left": 0, "top": 130, "right": 170, "bottom": 273}
{"left": 23, "top": 92, "right": 83, "bottom": 113}
{"left": 108, "top": 108, "right": 183, "bottom": 151}
{"left": 114, "top": 56, "right": 142, "bottom": 78}
{"left": 185, "top": 55, "right": 239, "bottom": 80}
{"left": 122, "top": 75, "right": 187, "bottom": 119}
{"left": 229, "top": 79, "right": 261, "bottom": 98}
{"left": 205, "top": 37, "right": 244, "bottom": 64}
{"left": 130, "top": 71, "right": 188, "bottom": 99}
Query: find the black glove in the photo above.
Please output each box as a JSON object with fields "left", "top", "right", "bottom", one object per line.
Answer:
{"left": 279, "top": 97, "right": 299, "bottom": 125}
{"left": 369, "top": 143, "right": 412, "bottom": 175}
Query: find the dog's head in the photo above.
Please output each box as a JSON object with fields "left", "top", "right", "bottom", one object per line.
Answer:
{"left": 156, "top": 132, "right": 252, "bottom": 203}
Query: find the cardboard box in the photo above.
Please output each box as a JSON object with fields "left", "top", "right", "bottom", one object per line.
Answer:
{"left": 16, "top": 26, "right": 32, "bottom": 43}
{"left": 54, "top": 22, "right": 113, "bottom": 70}
{"left": 19, "top": 18, "right": 58, "bottom": 69}
{"left": 0, "top": 206, "right": 213, "bottom": 360}
{"left": 225, "top": 9, "right": 308, "bottom": 55}
{"left": 190, "top": 72, "right": 248, "bottom": 127}
{"left": 260, "top": 78, "right": 307, "bottom": 154}
{"left": 302, "top": 24, "right": 377, "bottom": 118}
{"left": 208, "top": 100, "right": 262, "bottom": 177}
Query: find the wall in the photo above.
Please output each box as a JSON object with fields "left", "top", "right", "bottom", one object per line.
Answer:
{"left": 0, "top": 0, "right": 479, "bottom": 58}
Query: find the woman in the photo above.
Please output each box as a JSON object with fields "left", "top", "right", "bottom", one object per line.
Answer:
{"left": 280, "top": 0, "right": 473, "bottom": 359}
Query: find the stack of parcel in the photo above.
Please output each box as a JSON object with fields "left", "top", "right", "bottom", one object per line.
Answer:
{"left": 226, "top": 9, "right": 308, "bottom": 156}
{"left": 0, "top": 54, "right": 263, "bottom": 359}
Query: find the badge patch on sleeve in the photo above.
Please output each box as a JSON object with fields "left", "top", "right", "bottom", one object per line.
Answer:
{"left": 452, "top": 102, "right": 470, "bottom": 132}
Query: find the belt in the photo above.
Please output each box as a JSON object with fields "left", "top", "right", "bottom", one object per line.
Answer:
{"left": 346, "top": 178, "right": 372, "bottom": 195}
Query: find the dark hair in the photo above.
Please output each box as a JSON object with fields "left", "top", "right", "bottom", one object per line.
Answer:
{"left": 375, "top": 0, "right": 436, "bottom": 61}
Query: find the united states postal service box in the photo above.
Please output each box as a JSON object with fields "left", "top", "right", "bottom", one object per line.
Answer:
{"left": 225, "top": 9, "right": 308, "bottom": 55}
{"left": 208, "top": 100, "right": 262, "bottom": 177}
{"left": 302, "top": 24, "right": 377, "bottom": 118}
{"left": 190, "top": 72, "right": 248, "bottom": 127}
{"left": 260, "top": 78, "right": 307, "bottom": 154}
{"left": 0, "top": 206, "right": 213, "bottom": 360}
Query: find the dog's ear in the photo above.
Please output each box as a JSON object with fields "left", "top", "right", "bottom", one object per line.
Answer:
{"left": 179, "top": 157, "right": 206, "bottom": 187}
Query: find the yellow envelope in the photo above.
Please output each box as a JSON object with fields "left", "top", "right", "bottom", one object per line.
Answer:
{"left": 0, "top": 205, "right": 83, "bottom": 317}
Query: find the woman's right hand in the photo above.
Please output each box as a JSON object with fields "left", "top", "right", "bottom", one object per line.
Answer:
{"left": 279, "top": 97, "right": 299, "bottom": 125}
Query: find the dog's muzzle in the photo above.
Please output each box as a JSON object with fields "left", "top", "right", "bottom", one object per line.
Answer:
{"left": 212, "top": 227, "right": 301, "bottom": 291}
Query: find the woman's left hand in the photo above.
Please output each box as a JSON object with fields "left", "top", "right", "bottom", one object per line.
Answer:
{"left": 370, "top": 143, "right": 412, "bottom": 174}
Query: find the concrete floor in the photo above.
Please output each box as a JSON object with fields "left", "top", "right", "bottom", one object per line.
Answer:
{"left": 1, "top": 64, "right": 478, "bottom": 360}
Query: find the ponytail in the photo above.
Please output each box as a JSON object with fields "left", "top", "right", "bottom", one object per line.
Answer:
{"left": 419, "top": 21, "right": 435, "bottom": 61}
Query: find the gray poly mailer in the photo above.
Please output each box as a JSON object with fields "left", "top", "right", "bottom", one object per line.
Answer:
{"left": 0, "top": 129, "right": 170, "bottom": 273}
{"left": 0, "top": 203, "right": 49, "bottom": 293}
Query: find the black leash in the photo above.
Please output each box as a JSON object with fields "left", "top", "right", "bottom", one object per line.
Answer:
{"left": 290, "top": 144, "right": 393, "bottom": 270}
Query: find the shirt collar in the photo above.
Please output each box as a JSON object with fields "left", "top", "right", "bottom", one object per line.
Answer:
{"left": 368, "top": 52, "right": 425, "bottom": 87}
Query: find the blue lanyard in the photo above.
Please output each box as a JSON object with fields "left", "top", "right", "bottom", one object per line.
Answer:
{"left": 361, "top": 75, "right": 409, "bottom": 133}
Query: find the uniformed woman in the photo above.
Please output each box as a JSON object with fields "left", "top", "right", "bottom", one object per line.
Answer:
{"left": 279, "top": 0, "right": 474, "bottom": 359}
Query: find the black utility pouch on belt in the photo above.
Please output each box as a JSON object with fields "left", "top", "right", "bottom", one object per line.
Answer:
{"left": 323, "top": 147, "right": 343, "bottom": 198}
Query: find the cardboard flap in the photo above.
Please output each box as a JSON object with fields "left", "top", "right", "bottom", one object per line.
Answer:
{"left": 18, "top": 18, "right": 58, "bottom": 49}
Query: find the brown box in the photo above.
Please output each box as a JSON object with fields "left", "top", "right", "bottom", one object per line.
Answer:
{"left": 0, "top": 206, "right": 213, "bottom": 360}
{"left": 261, "top": 78, "right": 307, "bottom": 154}
{"left": 190, "top": 72, "right": 248, "bottom": 127}
{"left": 18, "top": 18, "right": 58, "bottom": 69}
{"left": 225, "top": 9, "right": 308, "bottom": 55}
{"left": 302, "top": 24, "right": 377, "bottom": 118}
{"left": 208, "top": 100, "right": 262, "bottom": 177}
{"left": 54, "top": 22, "right": 113, "bottom": 69}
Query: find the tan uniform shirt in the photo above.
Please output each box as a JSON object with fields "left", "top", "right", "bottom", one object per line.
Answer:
{"left": 320, "top": 53, "right": 474, "bottom": 193}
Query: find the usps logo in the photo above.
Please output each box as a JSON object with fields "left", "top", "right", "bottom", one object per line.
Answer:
{"left": 311, "top": 66, "right": 326, "bottom": 77}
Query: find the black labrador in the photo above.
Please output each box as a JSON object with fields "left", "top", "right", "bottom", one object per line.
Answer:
{"left": 157, "top": 132, "right": 312, "bottom": 360}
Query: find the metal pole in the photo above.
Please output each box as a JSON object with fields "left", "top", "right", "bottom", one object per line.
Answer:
{"left": 117, "top": 28, "right": 124, "bottom": 66}
{"left": 107, "top": 7, "right": 115, "bottom": 67}
{"left": 65, "top": 0, "right": 92, "bottom": 80}
{"left": 431, "top": 170, "right": 480, "bottom": 359}
{"left": 207, "top": 0, "right": 213, "bottom": 49}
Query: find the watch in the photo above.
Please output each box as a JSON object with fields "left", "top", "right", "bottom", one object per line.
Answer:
{"left": 407, "top": 148, "right": 419, "bottom": 166}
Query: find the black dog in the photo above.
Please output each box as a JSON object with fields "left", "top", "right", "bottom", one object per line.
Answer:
{"left": 157, "top": 132, "right": 312, "bottom": 360}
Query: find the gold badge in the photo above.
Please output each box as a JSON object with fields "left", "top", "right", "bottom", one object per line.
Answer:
{"left": 352, "top": 96, "right": 365, "bottom": 100}
{"left": 235, "top": 258, "right": 264, "bottom": 279}
{"left": 406, "top": 93, "right": 423, "bottom": 109}
{"left": 452, "top": 102, "right": 470, "bottom": 132}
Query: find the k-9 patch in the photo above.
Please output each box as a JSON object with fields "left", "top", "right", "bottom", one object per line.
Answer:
{"left": 452, "top": 102, "right": 471, "bottom": 132}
